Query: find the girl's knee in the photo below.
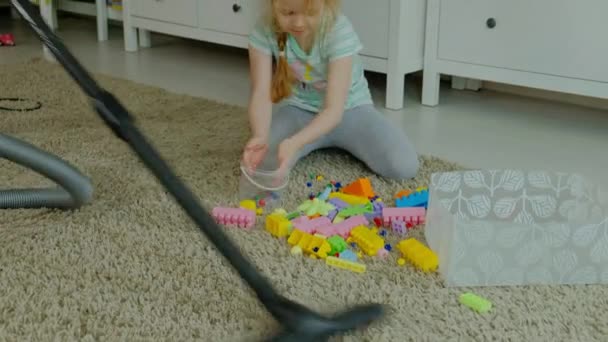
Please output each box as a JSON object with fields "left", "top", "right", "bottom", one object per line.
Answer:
{"left": 380, "top": 153, "right": 419, "bottom": 180}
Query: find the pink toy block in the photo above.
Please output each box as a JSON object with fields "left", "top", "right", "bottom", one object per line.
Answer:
{"left": 212, "top": 207, "right": 255, "bottom": 229}
{"left": 383, "top": 207, "right": 426, "bottom": 227}
{"left": 293, "top": 216, "right": 332, "bottom": 234}
{"left": 317, "top": 215, "right": 369, "bottom": 238}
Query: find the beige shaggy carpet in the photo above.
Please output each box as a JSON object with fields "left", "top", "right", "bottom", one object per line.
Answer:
{"left": 1, "top": 59, "right": 607, "bottom": 341}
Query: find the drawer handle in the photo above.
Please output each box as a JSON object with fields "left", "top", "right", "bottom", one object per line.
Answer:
{"left": 233, "top": 4, "right": 241, "bottom": 12}
{"left": 486, "top": 18, "right": 496, "bottom": 29}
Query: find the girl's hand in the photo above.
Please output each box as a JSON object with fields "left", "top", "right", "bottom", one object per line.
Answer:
{"left": 242, "top": 136, "right": 268, "bottom": 171}
{"left": 277, "top": 138, "right": 300, "bottom": 175}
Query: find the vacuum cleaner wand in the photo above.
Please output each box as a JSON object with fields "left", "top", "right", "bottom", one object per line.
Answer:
{"left": 10, "top": 1, "right": 385, "bottom": 340}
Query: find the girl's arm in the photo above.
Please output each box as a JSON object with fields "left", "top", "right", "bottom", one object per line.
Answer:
{"left": 288, "top": 56, "right": 353, "bottom": 148}
{"left": 247, "top": 45, "right": 274, "bottom": 140}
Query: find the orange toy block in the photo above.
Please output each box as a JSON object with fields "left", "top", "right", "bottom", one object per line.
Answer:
{"left": 394, "top": 189, "right": 412, "bottom": 199}
{"left": 342, "top": 178, "right": 375, "bottom": 198}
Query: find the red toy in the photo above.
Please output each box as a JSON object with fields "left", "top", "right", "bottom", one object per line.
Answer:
{"left": 0, "top": 33, "right": 15, "bottom": 46}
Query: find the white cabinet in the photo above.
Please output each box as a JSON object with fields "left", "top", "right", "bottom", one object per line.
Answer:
{"left": 422, "top": 0, "right": 608, "bottom": 106}
{"left": 121, "top": 0, "right": 427, "bottom": 110}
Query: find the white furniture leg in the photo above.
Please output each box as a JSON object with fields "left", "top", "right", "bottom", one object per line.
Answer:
{"left": 40, "top": 0, "right": 58, "bottom": 31}
{"left": 11, "top": 5, "right": 20, "bottom": 19}
{"left": 121, "top": 0, "right": 138, "bottom": 51}
{"left": 138, "top": 29, "right": 151, "bottom": 48}
{"left": 385, "top": 72, "right": 405, "bottom": 110}
{"left": 422, "top": 70, "right": 440, "bottom": 106}
{"left": 39, "top": 0, "right": 57, "bottom": 62}
{"left": 96, "top": 0, "right": 108, "bottom": 41}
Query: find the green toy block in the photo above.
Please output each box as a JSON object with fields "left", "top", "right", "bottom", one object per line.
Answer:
{"left": 327, "top": 236, "right": 348, "bottom": 255}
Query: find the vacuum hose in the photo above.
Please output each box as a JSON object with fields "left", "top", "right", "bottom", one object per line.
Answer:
{"left": 0, "top": 133, "right": 93, "bottom": 209}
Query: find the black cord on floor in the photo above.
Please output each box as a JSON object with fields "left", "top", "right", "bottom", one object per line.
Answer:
{"left": 0, "top": 97, "right": 42, "bottom": 112}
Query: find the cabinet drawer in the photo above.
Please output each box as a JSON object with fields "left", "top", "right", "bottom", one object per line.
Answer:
{"left": 341, "top": 0, "right": 389, "bottom": 59}
{"left": 437, "top": 0, "right": 608, "bottom": 82}
{"left": 198, "top": 0, "right": 263, "bottom": 36}
{"left": 130, "top": 0, "right": 198, "bottom": 27}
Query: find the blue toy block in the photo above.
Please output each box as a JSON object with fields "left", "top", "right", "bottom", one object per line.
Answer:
{"left": 339, "top": 249, "right": 358, "bottom": 262}
{"left": 395, "top": 190, "right": 428, "bottom": 209}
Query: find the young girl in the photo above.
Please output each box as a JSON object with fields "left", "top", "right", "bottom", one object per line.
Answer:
{"left": 242, "top": 0, "right": 419, "bottom": 180}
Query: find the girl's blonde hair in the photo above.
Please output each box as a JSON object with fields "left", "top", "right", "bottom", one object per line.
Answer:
{"left": 265, "top": 0, "right": 341, "bottom": 103}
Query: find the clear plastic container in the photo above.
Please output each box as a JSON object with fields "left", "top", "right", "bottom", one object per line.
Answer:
{"left": 238, "top": 158, "right": 289, "bottom": 210}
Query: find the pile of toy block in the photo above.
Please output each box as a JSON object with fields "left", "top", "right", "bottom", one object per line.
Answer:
{"left": 213, "top": 177, "right": 438, "bottom": 274}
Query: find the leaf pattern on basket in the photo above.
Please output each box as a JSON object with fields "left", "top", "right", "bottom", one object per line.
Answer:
{"left": 429, "top": 169, "right": 608, "bottom": 286}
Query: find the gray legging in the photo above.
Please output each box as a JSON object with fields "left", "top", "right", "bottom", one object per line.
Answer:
{"left": 264, "top": 104, "right": 419, "bottom": 180}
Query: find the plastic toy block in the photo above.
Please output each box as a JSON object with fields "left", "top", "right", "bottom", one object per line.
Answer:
{"left": 293, "top": 216, "right": 332, "bottom": 234}
{"left": 304, "top": 237, "right": 331, "bottom": 259}
{"left": 350, "top": 225, "right": 385, "bottom": 256}
{"left": 326, "top": 256, "right": 366, "bottom": 273}
{"left": 291, "top": 245, "right": 303, "bottom": 256}
{"left": 391, "top": 220, "right": 407, "bottom": 236}
{"left": 394, "top": 189, "right": 412, "bottom": 199}
{"left": 297, "top": 198, "right": 335, "bottom": 216}
{"left": 212, "top": 207, "right": 256, "bottom": 229}
{"left": 333, "top": 215, "right": 344, "bottom": 224}
{"left": 397, "top": 238, "right": 438, "bottom": 272}
{"left": 327, "top": 236, "right": 348, "bottom": 255}
{"left": 338, "top": 202, "right": 373, "bottom": 218}
{"left": 265, "top": 213, "right": 292, "bottom": 238}
{"left": 287, "top": 229, "right": 330, "bottom": 258}
{"left": 382, "top": 207, "right": 426, "bottom": 227}
{"left": 317, "top": 215, "right": 369, "bottom": 238}
{"left": 396, "top": 190, "right": 429, "bottom": 209}
{"left": 327, "top": 209, "right": 339, "bottom": 222}
{"left": 328, "top": 198, "right": 349, "bottom": 210}
{"left": 364, "top": 201, "right": 384, "bottom": 221}
{"left": 459, "top": 293, "right": 492, "bottom": 313}
{"left": 318, "top": 186, "right": 332, "bottom": 201}
{"left": 239, "top": 199, "right": 256, "bottom": 212}
{"left": 341, "top": 178, "right": 375, "bottom": 198}
{"left": 328, "top": 192, "right": 370, "bottom": 206}
{"left": 286, "top": 211, "right": 300, "bottom": 220}
{"left": 338, "top": 249, "right": 358, "bottom": 262}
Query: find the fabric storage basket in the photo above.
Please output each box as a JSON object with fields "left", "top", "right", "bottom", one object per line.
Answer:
{"left": 425, "top": 169, "right": 608, "bottom": 287}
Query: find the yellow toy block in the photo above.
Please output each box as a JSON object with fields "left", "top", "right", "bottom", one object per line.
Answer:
{"left": 265, "top": 213, "right": 292, "bottom": 238}
{"left": 350, "top": 225, "right": 385, "bottom": 256}
{"left": 288, "top": 229, "right": 331, "bottom": 258}
{"left": 328, "top": 192, "right": 369, "bottom": 206}
{"left": 304, "top": 236, "right": 331, "bottom": 259}
{"left": 397, "top": 238, "right": 438, "bottom": 272}
{"left": 240, "top": 199, "right": 256, "bottom": 212}
{"left": 326, "top": 256, "right": 366, "bottom": 273}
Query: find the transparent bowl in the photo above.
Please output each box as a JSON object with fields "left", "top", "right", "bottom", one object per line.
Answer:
{"left": 239, "top": 159, "right": 289, "bottom": 210}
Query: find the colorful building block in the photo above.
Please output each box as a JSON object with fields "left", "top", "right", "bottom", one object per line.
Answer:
{"left": 382, "top": 207, "right": 426, "bottom": 227}
{"left": 338, "top": 202, "right": 373, "bottom": 218}
{"left": 341, "top": 178, "right": 375, "bottom": 198}
{"left": 327, "top": 235, "right": 348, "bottom": 255}
{"left": 350, "top": 225, "right": 385, "bottom": 256}
{"left": 297, "top": 198, "right": 335, "bottom": 216}
{"left": 397, "top": 238, "right": 438, "bottom": 272}
{"left": 328, "top": 198, "right": 349, "bottom": 210}
{"left": 287, "top": 229, "right": 330, "bottom": 258}
{"left": 364, "top": 201, "right": 384, "bottom": 221}
{"left": 396, "top": 190, "right": 429, "bottom": 208}
{"left": 328, "top": 192, "right": 370, "bottom": 206}
{"left": 326, "top": 256, "right": 366, "bottom": 273}
{"left": 265, "top": 213, "right": 292, "bottom": 238}
{"left": 459, "top": 292, "right": 492, "bottom": 313}
{"left": 239, "top": 199, "right": 257, "bottom": 212}
{"left": 212, "top": 207, "right": 255, "bottom": 229}
{"left": 391, "top": 220, "right": 408, "bottom": 236}
{"left": 327, "top": 209, "right": 339, "bottom": 222}
{"left": 317, "top": 215, "right": 369, "bottom": 238}
{"left": 338, "top": 249, "right": 358, "bottom": 262}
{"left": 394, "top": 189, "right": 412, "bottom": 199}
{"left": 292, "top": 216, "right": 332, "bottom": 234}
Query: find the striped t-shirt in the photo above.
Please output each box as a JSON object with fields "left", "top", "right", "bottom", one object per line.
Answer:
{"left": 248, "top": 14, "right": 373, "bottom": 112}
